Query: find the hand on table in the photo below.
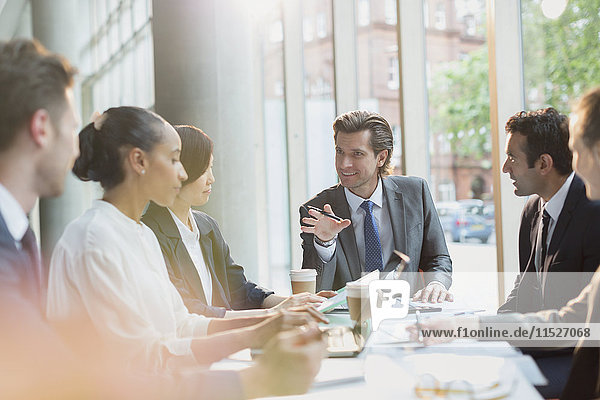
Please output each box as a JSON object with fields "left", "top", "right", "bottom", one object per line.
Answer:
{"left": 242, "top": 326, "right": 326, "bottom": 397}
{"left": 300, "top": 204, "right": 351, "bottom": 242}
{"left": 316, "top": 290, "right": 337, "bottom": 298}
{"left": 273, "top": 292, "right": 327, "bottom": 310}
{"left": 413, "top": 282, "right": 454, "bottom": 303}
{"left": 250, "top": 307, "right": 328, "bottom": 348}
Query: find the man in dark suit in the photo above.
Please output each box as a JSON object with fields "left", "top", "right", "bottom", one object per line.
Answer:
{"left": 499, "top": 107, "right": 600, "bottom": 314}
{"left": 499, "top": 107, "right": 600, "bottom": 398}
{"left": 300, "top": 110, "right": 452, "bottom": 302}
{"left": 0, "top": 37, "right": 97, "bottom": 398}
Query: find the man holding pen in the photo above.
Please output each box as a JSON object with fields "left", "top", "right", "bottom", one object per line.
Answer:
{"left": 300, "top": 110, "right": 453, "bottom": 303}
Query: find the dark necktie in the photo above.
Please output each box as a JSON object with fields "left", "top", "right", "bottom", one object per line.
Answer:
{"left": 360, "top": 200, "right": 383, "bottom": 272}
{"left": 20, "top": 227, "right": 43, "bottom": 306}
{"left": 540, "top": 209, "right": 551, "bottom": 271}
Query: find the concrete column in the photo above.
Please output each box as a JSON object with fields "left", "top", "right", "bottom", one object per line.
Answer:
{"left": 31, "top": 0, "right": 87, "bottom": 266}
{"left": 152, "top": 0, "right": 265, "bottom": 280}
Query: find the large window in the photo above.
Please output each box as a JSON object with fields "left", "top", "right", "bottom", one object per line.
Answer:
{"left": 522, "top": 0, "right": 600, "bottom": 112}
{"left": 81, "top": 0, "right": 154, "bottom": 118}
{"left": 302, "top": 0, "right": 337, "bottom": 198}
{"left": 423, "top": 0, "right": 498, "bottom": 310}
{"left": 79, "top": 0, "right": 154, "bottom": 200}
{"left": 259, "top": 0, "right": 290, "bottom": 291}
{"left": 356, "top": 0, "right": 403, "bottom": 174}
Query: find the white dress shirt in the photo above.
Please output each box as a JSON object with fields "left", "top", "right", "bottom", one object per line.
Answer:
{"left": 0, "top": 183, "right": 29, "bottom": 248}
{"left": 535, "top": 172, "right": 575, "bottom": 271}
{"left": 315, "top": 178, "right": 394, "bottom": 271}
{"left": 47, "top": 200, "right": 210, "bottom": 371}
{"left": 168, "top": 208, "right": 213, "bottom": 306}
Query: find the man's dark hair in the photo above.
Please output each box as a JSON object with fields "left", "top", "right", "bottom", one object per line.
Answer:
{"left": 574, "top": 87, "right": 600, "bottom": 147}
{"left": 333, "top": 110, "right": 394, "bottom": 175}
{"left": 0, "top": 38, "right": 77, "bottom": 152}
{"left": 505, "top": 107, "right": 572, "bottom": 175}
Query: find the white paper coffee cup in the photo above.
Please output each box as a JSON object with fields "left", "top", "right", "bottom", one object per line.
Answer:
{"left": 290, "top": 269, "right": 317, "bottom": 294}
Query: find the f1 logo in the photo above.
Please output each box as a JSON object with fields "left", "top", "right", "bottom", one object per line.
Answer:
{"left": 369, "top": 280, "right": 410, "bottom": 330}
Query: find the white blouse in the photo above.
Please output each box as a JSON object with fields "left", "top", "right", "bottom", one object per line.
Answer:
{"left": 47, "top": 200, "right": 210, "bottom": 371}
{"left": 168, "top": 208, "right": 213, "bottom": 306}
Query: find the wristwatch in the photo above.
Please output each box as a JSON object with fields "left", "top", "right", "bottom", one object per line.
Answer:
{"left": 314, "top": 235, "right": 336, "bottom": 248}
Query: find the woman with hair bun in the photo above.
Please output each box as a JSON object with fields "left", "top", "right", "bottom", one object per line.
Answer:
{"left": 143, "top": 125, "right": 336, "bottom": 319}
{"left": 46, "top": 106, "right": 322, "bottom": 371}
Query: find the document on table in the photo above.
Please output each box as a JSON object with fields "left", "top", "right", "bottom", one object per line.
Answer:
{"left": 317, "top": 288, "right": 347, "bottom": 313}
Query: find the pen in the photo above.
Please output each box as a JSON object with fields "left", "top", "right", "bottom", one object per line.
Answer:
{"left": 304, "top": 205, "right": 343, "bottom": 222}
{"left": 415, "top": 310, "right": 423, "bottom": 343}
{"left": 393, "top": 250, "right": 410, "bottom": 279}
{"left": 453, "top": 309, "right": 486, "bottom": 316}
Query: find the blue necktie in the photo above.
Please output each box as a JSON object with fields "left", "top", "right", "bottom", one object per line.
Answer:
{"left": 360, "top": 200, "right": 383, "bottom": 272}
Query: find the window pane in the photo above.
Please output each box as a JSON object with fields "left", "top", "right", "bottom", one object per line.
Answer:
{"left": 303, "top": 0, "right": 337, "bottom": 197}
{"left": 424, "top": 0, "right": 498, "bottom": 310}
{"left": 259, "top": 0, "right": 290, "bottom": 290}
{"left": 522, "top": 0, "right": 600, "bottom": 112}
{"left": 357, "top": 0, "right": 403, "bottom": 174}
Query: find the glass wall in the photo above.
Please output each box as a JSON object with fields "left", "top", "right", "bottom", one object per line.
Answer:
{"left": 259, "top": 0, "right": 291, "bottom": 290}
{"left": 79, "top": 0, "right": 154, "bottom": 200}
{"left": 302, "top": 0, "right": 337, "bottom": 197}
{"left": 423, "top": 0, "right": 498, "bottom": 309}
{"left": 53, "top": 0, "right": 583, "bottom": 304}
{"left": 356, "top": 0, "right": 404, "bottom": 174}
{"left": 80, "top": 0, "right": 154, "bottom": 117}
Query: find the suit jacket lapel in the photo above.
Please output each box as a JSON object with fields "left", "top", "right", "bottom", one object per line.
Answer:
{"left": 542, "top": 175, "right": 584, "bottom": 290}
{"left": 528, "top": 207, "right": 541, "bottom": 274}
{"left": 0, "top": 213, "right": 41, "bottom": 308}
{"left": 194, "top": 213, "right": 231, "bottom": 309}
{"left": 332, "top": 185, "right": 361, "bottom": 280}
{"left": 546, "top": 176, "right": 583, "bottom": 259}
{"left": 148, "top": 204, "right": 210, "bottom": 304}
{"left": 383, "top": 177, "right": 406, "bottom": 272}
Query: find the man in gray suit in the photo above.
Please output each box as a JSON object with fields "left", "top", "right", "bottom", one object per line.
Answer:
{"left": 300, "top": 110, "right": 452, "bottom": 302}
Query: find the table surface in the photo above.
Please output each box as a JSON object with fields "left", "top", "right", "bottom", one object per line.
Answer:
{"left": 212, "top": 301, "right": 544, "bottom": 399}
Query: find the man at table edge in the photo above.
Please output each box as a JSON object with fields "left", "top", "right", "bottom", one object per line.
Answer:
{"left": 299, "top": 110, "right": 453, "bottom": 303}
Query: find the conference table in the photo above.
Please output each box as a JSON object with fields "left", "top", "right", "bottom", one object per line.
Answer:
{"left": 212, "top": 301, "right": 545, "bottom": 399}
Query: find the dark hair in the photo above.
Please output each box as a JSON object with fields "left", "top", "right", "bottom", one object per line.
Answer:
{"left": 73, "top": 106, "right": 166, "bottom": 189}
{"left": 0, "top": 38, "right": 77, "bottom": 152}
{"left": 574, "top": 87, "right": 600, "bottom": 147}
{"left": 505, "top": 107, "right": 572, "bottom": 175}
{"left": 333, "top": 110, "right": 394, "bottom": 175}
{"left": 173, "top": 125, "right": 213, "bottom": 186}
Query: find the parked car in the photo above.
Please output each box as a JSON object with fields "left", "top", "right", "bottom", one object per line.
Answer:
{"left": 436, "top": 200, "right": 493, "bottom": 244}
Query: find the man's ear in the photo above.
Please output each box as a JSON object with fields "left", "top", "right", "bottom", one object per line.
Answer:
{"left": 537, "top": 153, "right": 554, "bottom": 175}
{"left": 127, "top": 147, "right": 147, "bottom": 176}
{"left": 29, "top": 109, "right": 52, "bottom": 147}
{"left": 377, "top": 149, "right": 388, "bottom": 167}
